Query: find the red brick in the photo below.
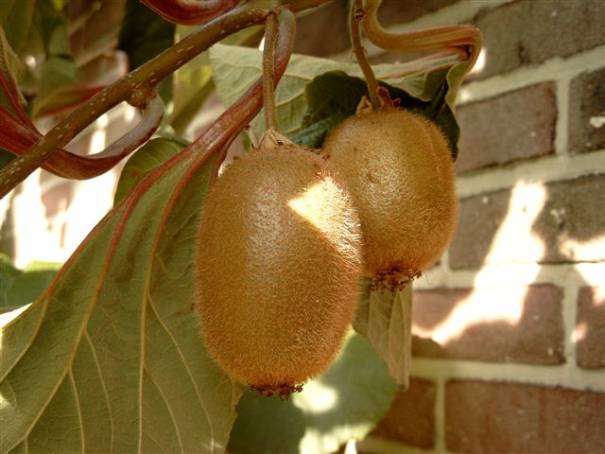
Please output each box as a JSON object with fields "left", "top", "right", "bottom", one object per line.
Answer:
{"left": 293, "top": 1, "right": 350, "bottom": 57}
{"left": 456, "top": 83, "right": 556, "bottom": 173}
{"left": 449, "top": 174, "right": 605, "bottom": 269}
{"left": 411, "top": 285, "right": 565, "bottom": 365}
{"left": 576, "top": 287, "right": 605, "bottom": 369}
{"left": 378, "top": 0, "right": 459, "bottom": 26}
{"left": 472, "top": 0, "right": 605, "bottom": 80}
{"left": 448, "top": 188, "right": 510, "bottom": 270}
{"left": 569, "top": 67, "right": 605, "bottom": 154}
{"left": 372, "top": 378, "right": 436, "bottom": 449}
{"left": 532, "top": 174, "right": 605, "bottom": 263}
{"left": 446, "top": 380, "right": 605, "bottom": 453}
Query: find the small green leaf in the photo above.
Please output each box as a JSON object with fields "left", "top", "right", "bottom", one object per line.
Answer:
{"left": 0, "top": 27, "right": 27, "bottom": 115}
{"left": 119, "top": 0, "right": 175, "bottom": 102}
{"left": 114, "top": 137, "right": 186, "bottom": 204}
{"left": 228, "top": 333, "right": 397, "bottom": 454}
{"left": 0, "top": 256, "right": 59, "bottom": 315}
{"left": 36, "top": 56, "right": 77, "bottom": 98}
{"left": 0, "top": 0, "right": 35, "bottom": 54}
{"left": 354, "top": 284, "right": 413, "bottom": 386}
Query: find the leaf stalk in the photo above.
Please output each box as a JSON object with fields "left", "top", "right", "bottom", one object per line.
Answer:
{"left": 350, "top": 0, "right": 381, "bottom": 110}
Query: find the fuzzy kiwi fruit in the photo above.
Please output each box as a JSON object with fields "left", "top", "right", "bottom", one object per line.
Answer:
{"left": 195, "top": 134, "right": 362, "bottom": 395}
{"left": 323, "top": 107, "right": 457, "bottom": 284}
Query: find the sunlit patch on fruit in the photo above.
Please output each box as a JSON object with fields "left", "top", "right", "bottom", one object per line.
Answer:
{"left": 288, "top": 178, "right": 361, "bottom": 260}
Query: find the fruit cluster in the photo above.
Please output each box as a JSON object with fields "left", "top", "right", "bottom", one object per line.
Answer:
{"left": 194, "top": 102, "right": 457, "bottom": 396}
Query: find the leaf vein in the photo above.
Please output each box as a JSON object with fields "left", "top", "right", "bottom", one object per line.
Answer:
{"left": 69, "top": 369, "right": 86, "bottom": 454}
{"left": 85, "top": 331, "right": 115, "bottom": 453}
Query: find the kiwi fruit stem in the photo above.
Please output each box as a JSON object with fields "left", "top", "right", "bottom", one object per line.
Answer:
{"left": 350, "top": 0, "right": 381, "bottom": 110}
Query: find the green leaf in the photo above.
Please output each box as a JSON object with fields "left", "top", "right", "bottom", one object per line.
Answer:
{"left": 293, "top": 71, "right": 459, "bottom": 156}
{"left": 210, "top": 45, "right": 460, "bottom": 157}
{"left": 0, "top": 150, "right": 242, "bottom": 452}
{"left": 119, "top": 0, "right": 176, "bottom": 102}
{"left": 33, "top": 0, "right": 71, "bottom": 58}
{"left": 114, "top": 137, "right": 186, "bottom": 204}
{"left": 171, "top": 25, "right": 262, "bottom": 135}
{"left": 210, "top": 44, "right": 428, "bottom": 145}
{"left": 39, "top": 56, "right": 77, "bottom": 93}
{"left": 0, "top": 255, "right": 59, "bottom": 315}
{"left": 228, "top": 333, "right": 397, "bottom": 454}
{"left": 353, "top": 283, "right": 413, "bottom": 386}
{"left": 0, "top": 0, "right": 36, "bottom": 54}
{"left": 0, "top": 27, "right": 27, "bottom": 114}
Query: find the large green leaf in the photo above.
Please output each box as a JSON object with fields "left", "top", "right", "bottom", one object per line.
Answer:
{"left": 0, "top": 145, "right": 242, "bottom": 452}
{"left": 210, "top": 44, "right": 429, "bottom": 143}
{"left": 228, "top": 333, "right": 397, "bottom": 454}
{"left": 210, "top": 45, "right": 461, "bottom": 156}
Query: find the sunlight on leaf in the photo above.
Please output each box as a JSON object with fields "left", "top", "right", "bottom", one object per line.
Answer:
{"left": 228, "top": 332, "right": 396, "bottom": 454}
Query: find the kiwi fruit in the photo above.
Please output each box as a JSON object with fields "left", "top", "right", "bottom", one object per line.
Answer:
{"left": 195, "top": 134, "right": 362, "bottom": 395}
{"left": 323, "top": 107, "right": 457, "bottom": 285}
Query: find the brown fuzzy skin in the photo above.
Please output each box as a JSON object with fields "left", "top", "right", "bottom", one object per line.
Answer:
{"left": 323, "top": 108, "right": 457, "bottom": 279}
{"left": 195, "top": 143, "right": 362, "bottom": 390}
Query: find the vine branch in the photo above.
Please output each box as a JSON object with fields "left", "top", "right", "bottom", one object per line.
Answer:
{"left": 140, "top": 0, "right": 238, "bottom": 25}
{"left": 0, "top": 0, "right": 333, "bottom": 199}
{"left": 262, "top": 11, "right": 280, "bottom": 131}
{"left": 350, "top": 0, "right": 381, "bottom": 110}
{"left": 0, "top": 5, "right": 269, "bottom": 199}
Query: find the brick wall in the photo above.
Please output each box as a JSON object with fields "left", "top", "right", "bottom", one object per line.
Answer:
{"left": 298, "top": 1, "right": 605, "bottom": 452}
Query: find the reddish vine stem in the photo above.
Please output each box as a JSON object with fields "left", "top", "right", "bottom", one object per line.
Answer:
{"left": 262, "top": 11, "right": 280, "bottom": 131}
{"left": 0, "top": 5, "right": 271, "bottom": 199}
{"left": 362, "top": 0, "right": 482, "bottom": 76}
{"left": 0, "top": 96, "right": 164, "bottom": 179}
{"left": 0, "top": 0, "right": 333, "bottom": 199}
{"left": 140, "top": 0, "right": 238, "bottom": 25}
{"left": 350, "top": 0, "right": 381, "bottom": 110}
